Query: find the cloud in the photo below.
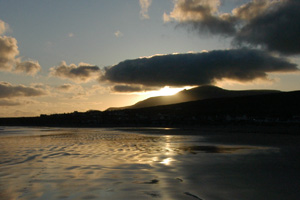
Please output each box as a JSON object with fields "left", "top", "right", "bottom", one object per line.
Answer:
{"left": 114, "top": 30, "right": 123, "bottom": 38}
{"left": 0, "top": 36, "right": 19, "bottom": 71}
{"left": 54, "top": 84, "right": 87, "bottom": 99}
{"left": 31, "top": 83, "right": 48, "bottom": 90}
{"left": 163, "top": 0, "right": 236, "bottom": 36}
{"left": 101, "top": 49, "right": 298, "bottom": 87}
{"left": 0, "top": 20, "right": 42, "bottom": 74}
{"left": 56, "top": 83, "right": 74, "bottom": 91}
{"left": 164, "top": 0, "right": 300, "bottom": 55}
{"left": 0, "top": 82, "right": 46, "bottom": 98}
{"left": 234, "top": 0, "right": 300, "bottom": 55}
{"left": 0, "top": 20, "right": 8, "bottom": 35}
{"left": 139, "top": 0, "right": 152, "bottom": 19}
{"left": 15, "top": 60, "right": 41, "bottom": 76}
{"left": 0, "top": 99, "right": 22, "bottom": 106}
{"left": 50, "top": 61, "right": 101, "bottom": 83}
{"left": 112, "top": 84, "right": 158, "bottom": 93}
{"left": 56, "top": 83, "right": 84, "bottom": 93}
{"left": 232, "top": 0, "right": 277, "bottom": 21}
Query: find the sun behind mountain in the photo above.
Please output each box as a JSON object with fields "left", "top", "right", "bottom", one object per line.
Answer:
{"left": 146, "top": 86, "right": 194, "bottom": 98}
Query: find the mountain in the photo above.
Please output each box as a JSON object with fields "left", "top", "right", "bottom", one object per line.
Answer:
{"left": 134, "top": 90, "right": 300, "bottom": 116}
{"left": 107, "top": 85, "right": 281, "bottom": 110}
{"left": 2, "top": 90, "right": 298, "bottom": 128}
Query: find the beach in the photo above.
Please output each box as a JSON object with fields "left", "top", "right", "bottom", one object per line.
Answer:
{"left": 0, "top": 127, "right": 299, "bottom": 200}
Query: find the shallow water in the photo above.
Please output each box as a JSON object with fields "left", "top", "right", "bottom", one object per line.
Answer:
{"left": 0, "top": 127, "right": 299, "bottom": 200}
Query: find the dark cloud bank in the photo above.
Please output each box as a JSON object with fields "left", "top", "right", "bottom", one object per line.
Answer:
{"left": 165, "top": 0, "right": 300, "bottom": 55}
{"left": 101, "top": 49, "right": 297, "bottom": 87}
{"left": 102, "top": 0, "right": 299, "bottom": 90}
{"left": 234, "top": 0, "right": 300, "bottom": 55}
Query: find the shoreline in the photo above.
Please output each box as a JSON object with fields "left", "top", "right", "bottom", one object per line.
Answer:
{"left": 1, "top": 123, "right": 299, "bottom": 135}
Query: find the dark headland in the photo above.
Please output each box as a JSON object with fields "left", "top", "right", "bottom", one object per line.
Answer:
{"left": 1, "top": 86, "right": 299, "bottom": 134}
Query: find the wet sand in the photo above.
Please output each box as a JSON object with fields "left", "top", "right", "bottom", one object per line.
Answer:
{"left": 0, "top": 127, "right": 299, "bottom": 200}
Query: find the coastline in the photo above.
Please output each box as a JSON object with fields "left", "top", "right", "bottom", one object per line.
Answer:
{"left": 1, "top": 123, "right": 299, "bottom": 135}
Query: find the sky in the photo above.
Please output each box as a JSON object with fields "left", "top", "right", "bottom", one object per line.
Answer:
{"left": 0, "top": 0, "right": 299, "bottom": 117}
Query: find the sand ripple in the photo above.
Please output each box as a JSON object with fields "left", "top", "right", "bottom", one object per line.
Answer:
{"left": 0, "top": 127, "right": 298, "bottom": 200}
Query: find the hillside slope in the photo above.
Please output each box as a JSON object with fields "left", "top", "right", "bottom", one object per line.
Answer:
{"left": 108, "top": 85, "right": 281, "bottom": 110}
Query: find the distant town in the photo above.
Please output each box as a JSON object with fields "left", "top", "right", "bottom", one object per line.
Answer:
{"left": 1, "top": 87, "right": 299, "bottom": 134}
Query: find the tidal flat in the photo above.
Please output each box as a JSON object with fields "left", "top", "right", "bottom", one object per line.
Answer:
{"left": 0, "top": 127, "right": 299, "bottom": 200}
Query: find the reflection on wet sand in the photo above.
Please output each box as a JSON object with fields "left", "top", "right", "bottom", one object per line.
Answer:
{"left": 179, "top": 145, "right": 256, "bottom": 154}
{"left": 0, "top": 127, "right": 299, "bottom": 200}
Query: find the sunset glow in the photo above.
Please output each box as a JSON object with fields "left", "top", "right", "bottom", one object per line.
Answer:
{"left": 0, "top": 0, "right": 299, "bottom": 117}
{"left": 145, "top": 86, "right": 193, "bottom": 98}
{"left": 1, "top": 1, "right": 300, "bottom": 198}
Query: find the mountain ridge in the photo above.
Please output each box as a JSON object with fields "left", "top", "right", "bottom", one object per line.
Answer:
{"left": 107, "top": 85, "right": 281, "bottom": 111}
{"left": 1, "top": 90, "right": 299, "bottom": 130}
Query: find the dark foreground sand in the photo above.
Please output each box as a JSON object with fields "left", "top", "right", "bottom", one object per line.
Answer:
{"left": 0, "top": 126, "right": 299, "bottom": 200}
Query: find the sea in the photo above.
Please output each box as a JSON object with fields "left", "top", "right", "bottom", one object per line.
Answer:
{"left": 0, "top": 126, "right": 299, "bottom": 200}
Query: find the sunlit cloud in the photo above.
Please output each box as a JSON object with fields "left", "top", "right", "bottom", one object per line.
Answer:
{"left": 101, "top": 49, "right": 298, "bottom": 87}
{"left": 0, "top": 81, "right": 46, "bottom": 99}
{"left": 0, "top": 19, "right": 42, "bottom": 75}
{"left": 232, "top": 0, "right": 276, "bottom": 21}
{"left": 53, "top": 84, "right": 88, "bottom": 99}
{"left": 50, "top": 61, "right": 101, "bottom": 83}
{"left": 164, "top": 0, "right": 221, "bottom": 22}
{"left": 114, "top": 30, "right": 123, "bottom": 38}
{"left": 0, "top": 82, "right": 109, "bottom": 116}
{"left": 55, "top": 83, "right": 85, "bottom": 94}
{"left": 30, "top": 83, "right": 49, "bottom": 90}
{"left": 164, "top": 0, "right": 300, "bottom": 55}
{"left": 90, "top": 84, "right": 109, "bottom": 94}
{"left": 15, "top": 60, "right": 41, "bottom": 76}
{"left": 0, "top": 36, "right": 19, "bottom": 71}
{"left": 51, "top": 83, "right": 109, "bottom": 102}
{"left": 56, "top": 83, "right": 75, "bottom": 91}
{"left": 163, "top": 0, "right": 236, "bottom": 35}
{"left": 139, "top": 0, "right": 152, "bottom": 19}
{"left": 215, "top": 77, "right": 276, "bottom": 89}
{"left": 0, "top": 20, "right": 8, "bottom": 35}
{"left": 0, "top": 99, "right": 22, "bottom": 106}
{"left": 0, "top": 37, "right": 41, "bottom": 75}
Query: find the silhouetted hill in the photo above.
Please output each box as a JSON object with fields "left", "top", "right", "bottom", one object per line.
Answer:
{"left": 0, "top": 90, "right": 299, "bottom": 131}
{"left": 107, "top": 85, "right": 281, "bottom": 110}
{"left": 133, "top": 90, "right": 300, "bottom": 117}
